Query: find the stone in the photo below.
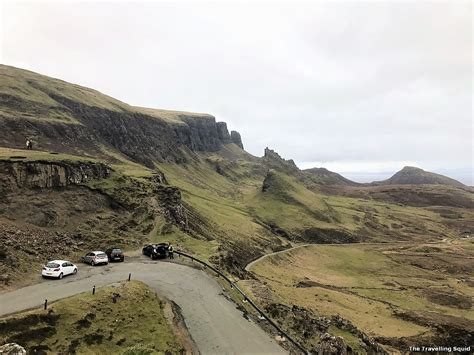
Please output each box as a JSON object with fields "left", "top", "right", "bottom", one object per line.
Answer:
{"left": 0, "top": 343, "right": 26, "bottom": 354}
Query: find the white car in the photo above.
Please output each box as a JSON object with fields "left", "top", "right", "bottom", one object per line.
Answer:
{"left": 82, "top": 251, "right": 109, "bottom": 266}
{"left": 42, "top": 260, "right": 77, "bottom": 279}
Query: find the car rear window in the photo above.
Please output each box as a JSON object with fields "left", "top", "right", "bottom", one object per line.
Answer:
{"left": 112, "top": 249, "right": 122, "bottom": 253}
{"left": 46, "top": 262, "right": 60, "bottom": 268}
{"left": 98, "top": 253, "right": 107, "bottom": 257}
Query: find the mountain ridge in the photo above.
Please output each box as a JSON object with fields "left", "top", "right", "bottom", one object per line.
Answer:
{"left": 0, "top": 64, "right": 244, "bottom": 167}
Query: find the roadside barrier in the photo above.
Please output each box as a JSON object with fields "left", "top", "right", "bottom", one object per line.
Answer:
{"left": 174, "top": 250, "right": 309, "bottom": 355}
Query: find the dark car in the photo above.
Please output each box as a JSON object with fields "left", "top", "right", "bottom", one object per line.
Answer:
{"left": 105, "top": 247, "right": 124, "bottom": 262}
{"left": 142, "top": 243, "right": 169, "bottom": 260}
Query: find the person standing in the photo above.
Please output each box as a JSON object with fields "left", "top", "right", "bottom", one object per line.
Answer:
{"left": 168, "top": 244, "right": 174, "bottom": 259}
{"left": 26, "top": 140, "right": 31, "bottom": 150}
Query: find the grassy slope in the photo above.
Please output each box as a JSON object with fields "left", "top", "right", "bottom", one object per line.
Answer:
{"left": 152, "top": 153, "right": 472, "bottom": 260}
{"left": 246, "top": 171, "right": 468, "bottom": 242}
{"left": 0, "top": 281, "right": 183, "bottom": 354}
{"left": 0, "top": 147, "right": 99, "bottom": 163}
{"left": 153, "top": 148, "right": 276, "bottom": 261}
{"left": 0, "top": 64, "right": 209, "bottom": 125}
{"left": 245, "top": 241, "right": 473, "bottom": 342}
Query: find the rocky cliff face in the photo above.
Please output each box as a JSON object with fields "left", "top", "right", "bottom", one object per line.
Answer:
{"left": 0, "top": 84, "right": 245, "bottom": 168}
{"left": 154, "top": 185, "right": 188, "bottom": 228}
{"left": 216, "top": 122, "right": 232, "bottom": 143}
{"left": 0, "top": 160, "right": 110, "bottom": 189}
{"left": 230, "top": 131, "right": 244, "bottom": 149}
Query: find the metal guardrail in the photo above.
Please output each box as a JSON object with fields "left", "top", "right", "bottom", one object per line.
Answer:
{"left": 175, "top": 250, "right": 309, "bottom": 354}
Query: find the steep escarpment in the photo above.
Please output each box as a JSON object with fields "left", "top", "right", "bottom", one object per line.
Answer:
{"left": 0, "top": 65, "right": 244, "bottom": 167}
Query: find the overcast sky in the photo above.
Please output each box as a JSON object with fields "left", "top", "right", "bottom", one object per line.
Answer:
{"left": 1, "top": 0, "right": 472, "bottom": 184}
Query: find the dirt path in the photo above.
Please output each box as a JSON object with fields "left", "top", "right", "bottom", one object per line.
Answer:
{"left": 0, "top": 256, "right": 286, "bottom": 355}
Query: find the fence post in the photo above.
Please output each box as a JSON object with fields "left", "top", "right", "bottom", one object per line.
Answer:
{"left": 92, "top": 285, "right": 96, "bottom": 295}
{"left": 128, "top": 273, "right": 131, "bottom": 281}
{"left": 44, "top": 299, "right": 48, "bottom": 310}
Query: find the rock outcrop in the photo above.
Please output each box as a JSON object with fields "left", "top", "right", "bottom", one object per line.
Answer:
{"left": 230, "top": 130, "right": 244, "bottom": 149}
{"left": 216, "top": 122, "right": 232, "bottom": 143}
{"left": 264, "top": 303, "right": 387, "bottom": 354}
{"left": 263, "top": 148, "right": 299, "bottom": 175}
{"left": 154, "top": 185, "right": 188, "bottom": 228}
{"left": 0, "top": 343, "right": 26, "bottom": 354}
{"left": 0, "top": 160, "right": 110, "bottom": 189}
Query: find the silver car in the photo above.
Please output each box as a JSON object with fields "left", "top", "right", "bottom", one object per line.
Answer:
{"left": 82, "top": 251, "right": 108, "bottom": 266}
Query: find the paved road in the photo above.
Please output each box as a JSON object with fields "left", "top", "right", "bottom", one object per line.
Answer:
{"left": 245, "top": 244, "right": 310, "bottom": 272}
{"left": 0, "top": 257, "right": 286, "bottom": 355}
{"left": 244, "top": 240, "right": 445, "bottom": 272}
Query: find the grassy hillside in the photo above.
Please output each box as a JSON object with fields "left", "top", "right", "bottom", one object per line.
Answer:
{"left": 304, "top": 167, "right": 360, "bottom": 186}
{"left": 0, "top": 64, "right": 209, "bottom": 124}
{"left": 374, "top": 166, "right": 466, "bottom": 188}
{"left": 243, "top": 240, "right": 474, "bottom": 352}
{"left": 0, "top": 281, "right": 189, "bottom": 353}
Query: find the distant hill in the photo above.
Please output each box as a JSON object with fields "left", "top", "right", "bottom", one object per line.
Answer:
{"left": 303, "top": 167, "right": 359, "bottom": 186}
{"left": 373, "top": 166, "right": 465, "bottom": 188}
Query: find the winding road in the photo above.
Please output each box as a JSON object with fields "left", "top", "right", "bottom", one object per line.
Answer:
{"left": 245, "top": 244, "right": 310, "bottom": 272}
{"left": 0, "top": 256, "right": 286, "bottom": 355}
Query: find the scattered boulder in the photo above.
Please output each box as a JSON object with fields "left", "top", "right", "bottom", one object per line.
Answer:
{"left": 0, "top": 343, "right": 26, "bottom": 354}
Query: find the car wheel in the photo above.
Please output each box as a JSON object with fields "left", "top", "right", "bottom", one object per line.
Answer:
{"left": 91, "top": 261, "right": 95, "bottom": 266}
{"left": 120, "top": 258, "right": 124, "bottom": 262}
{"left": 73, "top": 268, "right": 77, "bottom": 275}
{"left": 58, "top": 273, "right": 63, "bottom": 279}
